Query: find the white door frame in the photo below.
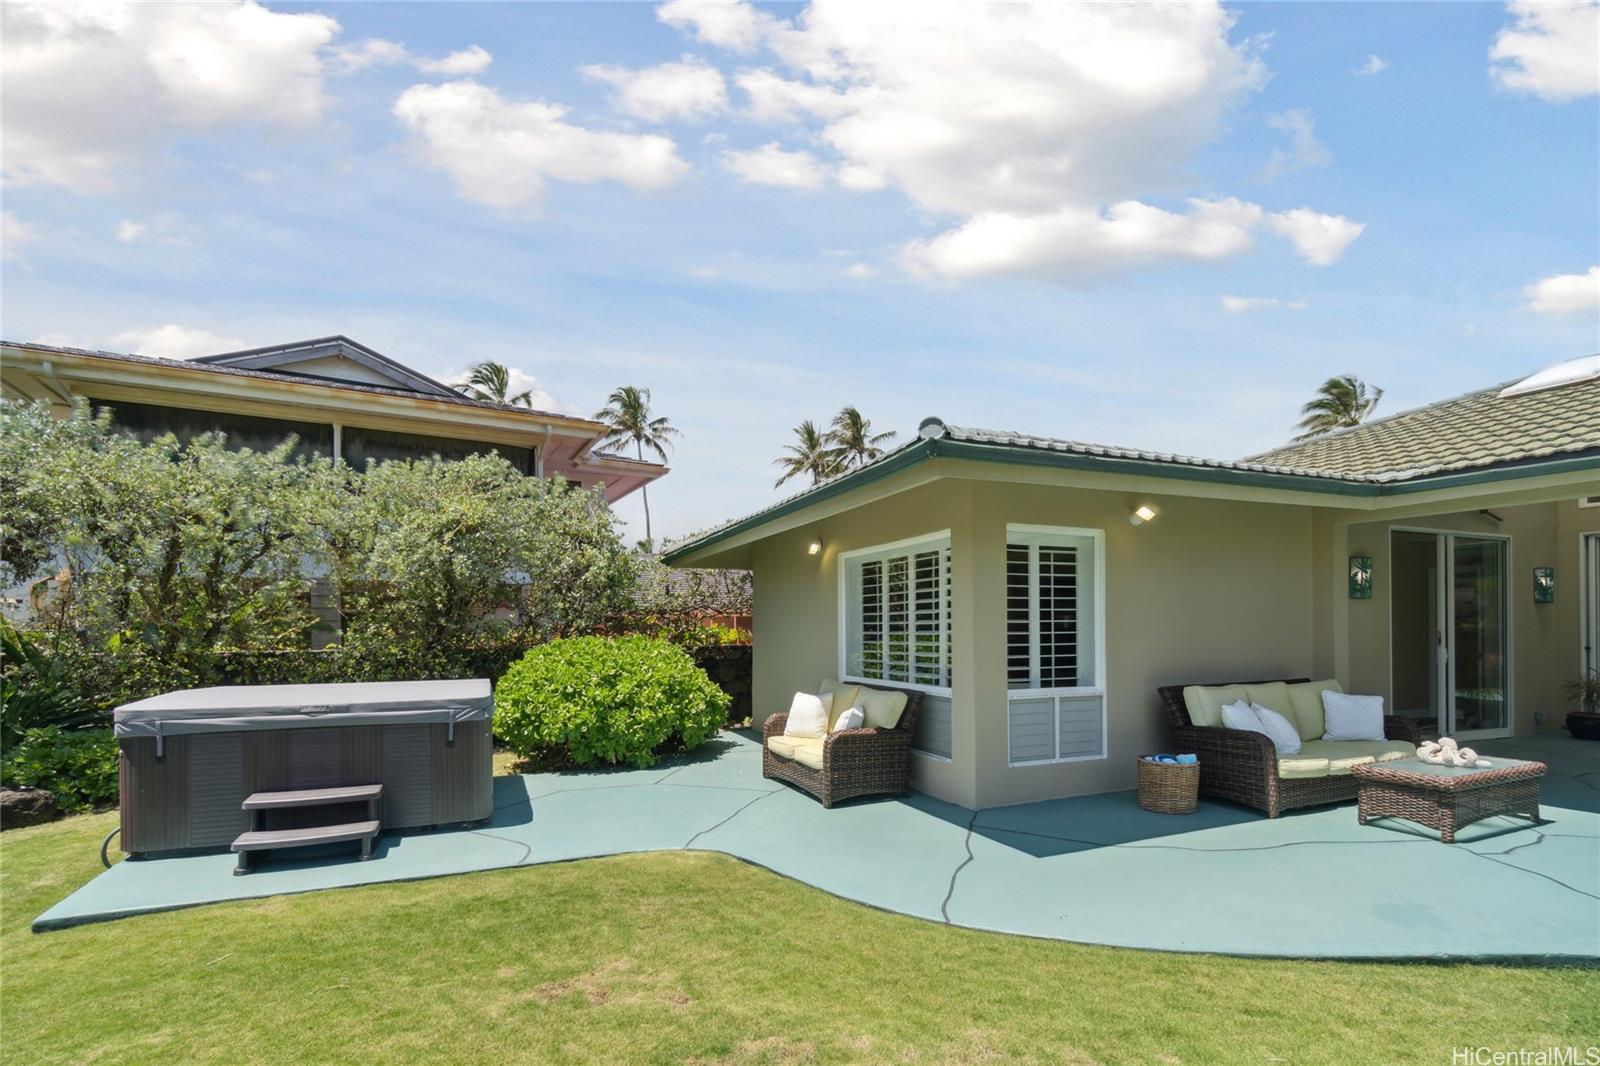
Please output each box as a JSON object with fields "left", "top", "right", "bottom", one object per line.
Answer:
{"left": 1389, "top": 525, "right": 1515, "bottom": 741}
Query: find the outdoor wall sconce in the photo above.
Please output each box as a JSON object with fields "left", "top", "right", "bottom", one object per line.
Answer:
{"left": 1349, "top": 555, "right": 1373, "bottom": 599}
{"left": 1129, "top": 505, "right": 1158, "bottom": 526}
{"left": 1533, "top": 567, "right": 1554, "bottom": 604}
{"left": 808, "top": 538, "right": 823, "bottom": 556}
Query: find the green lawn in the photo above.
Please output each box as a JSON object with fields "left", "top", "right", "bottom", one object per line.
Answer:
{"left": 3, "top": 811, "right": 1594, "bottom": 1065}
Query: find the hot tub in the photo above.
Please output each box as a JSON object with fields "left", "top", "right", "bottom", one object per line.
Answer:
{"left": 114, "top": 679, "right": 494, "bottom": 855}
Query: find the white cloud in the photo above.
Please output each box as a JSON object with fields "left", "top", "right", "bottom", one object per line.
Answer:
{"left": 657, "top": 0, "right": 776, "bottom": 52}
{"left": 904, "top": 198, "right": 1264, "bottom": 281}
{"left": 843, "top": 262, "right": 877, "bottom": 279}
{"left": 720, "top": 142, "right": 829, "bottom": 189}
{"left": 2, "top": 212, "right": 41, "bottom": 260}
{"left": 415, "top": 46, "right": 493, "bottom": 77}
{"left": 583, "top": 57, "right": 728, "bottom": 122}
{"left": 1267, "top": 208, "right": 1365, "bottom": 265}
{"left": 115, "top": 212, "right": 190, "bottom": 244}
{"left": 332, "top": 40, "right": 492, "bottom": 77}
{"left": 1525, "top": 265, "right": 1600, "bottom": 316}
{"left": 1259, "top": 110, "right": 1331, "bottom": 181}
{"left": 1490, "top": 0, "right": 1599, "bottom": 100}
{"left": 110, "top": 324, "right": 245, "bottom": 360}
{"left": 393, "top": 81, "right": 689, "bottom": 210}
{"left": 1, "top": 1, "right": 338, "bottom": 192}
{"left": 1221, "top": 295, "right": 1308, "bottom": 314}
{"left": 1356, "top": 54, "right": 1388, "bottom": 76}
{"left": 677, "top": 1, "right": 1265, "bottom": 214}
{"left": 667, "top": 2, "right": 1362, "bottom": 281}
{"left": 329, "top": 38, "right": 409, "bottom": 72}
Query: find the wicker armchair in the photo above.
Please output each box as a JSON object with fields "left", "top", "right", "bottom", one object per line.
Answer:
{"left": 1156, "top": 678, "right": 1420, "bottom": 818}
{"left": 761, "top": 688, "right": 923, "bottom": 808}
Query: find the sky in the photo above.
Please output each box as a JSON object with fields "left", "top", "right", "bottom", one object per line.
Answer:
{"left": 3, "top": 0, "right": 1598, "bottom": 544}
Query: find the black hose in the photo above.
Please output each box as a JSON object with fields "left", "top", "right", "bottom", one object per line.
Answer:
{"left": 100, "top": 825, "right": 121, "bottom": 868}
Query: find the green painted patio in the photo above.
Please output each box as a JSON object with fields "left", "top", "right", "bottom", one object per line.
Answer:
{"left": 32, "top": 732, "right": 1600, "bottom": 961}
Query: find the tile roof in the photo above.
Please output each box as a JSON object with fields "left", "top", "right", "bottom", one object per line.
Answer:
{"left": 665, "top": 367, "right": 1600, "bottom": 563}
{"left": 1245, "top": 370, "right": 1600, "bottom": 479}
{"left": 2, "top": 339, "right": 592, "bottom": 425}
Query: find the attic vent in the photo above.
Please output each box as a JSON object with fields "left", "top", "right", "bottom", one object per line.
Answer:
{"left": 1581, "top": 496, "right": 1600, "bottom": 509}
{"left": 1499, "top": 354, "right": 1600, "bottom": 397}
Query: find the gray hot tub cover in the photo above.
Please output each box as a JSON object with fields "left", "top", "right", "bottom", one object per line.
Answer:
{"left": 114, "top": 679, "right": 493, "bottom": 741}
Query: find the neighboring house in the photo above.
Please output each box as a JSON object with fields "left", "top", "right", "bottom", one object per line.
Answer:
{"left": 665, "top": 354, "right": 1600, "bottom": 809}
{"left": 0, "top": 336, "right": 665, "bottom": 501}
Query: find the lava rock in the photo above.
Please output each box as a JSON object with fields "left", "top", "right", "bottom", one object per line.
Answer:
{"left": 0, "top": 787, "right": 59, "bottom": 830}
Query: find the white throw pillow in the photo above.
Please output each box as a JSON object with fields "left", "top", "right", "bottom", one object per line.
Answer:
{"left": 831, "top": 706, "right": 865, "bottom": 732}
{"left": 1220, "top": 699, "right": 1268, "bottom": 736}
{"left": 783, "top": 691, "right": 832, "bottom": 738}
{"left": 1322, "top": 691, "right": 1385, "bottom": 742}
{"left": 1249, "top": 703, "right": 1303, "bottom": 755}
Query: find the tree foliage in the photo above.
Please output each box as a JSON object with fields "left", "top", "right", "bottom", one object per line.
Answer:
{"left": 0, "top": 400, "right": 638, "bottom": 709}
{"left": 1294, "top": 375, "right": 1383, "bottom": 440}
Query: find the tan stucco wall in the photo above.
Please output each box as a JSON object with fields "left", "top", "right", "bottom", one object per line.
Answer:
{"left": 750, "top": 468, "right": 1319, "bottom": 807}
{"left": 1343, "top": 503, "right": 1566, "bottom": 735}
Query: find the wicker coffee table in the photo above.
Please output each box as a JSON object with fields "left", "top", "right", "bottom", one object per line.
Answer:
{"left": 1351, "top": 757, "right": 1546, "bottom": 842}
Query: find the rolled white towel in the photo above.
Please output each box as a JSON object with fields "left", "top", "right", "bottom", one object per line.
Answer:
{"left": 1438, "top": 736, "right": 1459, "bottom": 752}
{"left": 1417, "top": 740, "right": 1445, "bottom": 764}
{"left": 1454, "top": 746, "right": 1480, "bottom": 767}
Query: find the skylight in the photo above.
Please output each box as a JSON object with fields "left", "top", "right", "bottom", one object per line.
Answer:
{"left": 1498, "top": 354, "right": 1600, "bottom": 397}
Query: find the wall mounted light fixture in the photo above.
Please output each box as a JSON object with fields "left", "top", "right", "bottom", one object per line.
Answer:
{"left": 1533, "top": 567, "right": 1554, "bottom": 604}
{"left": 1349, "top": 555, "right": 1374, "bottom": 599}
{"left": 808, "top": 538, "right": 823, "bottom": 556}
{"left": 1129, "top": 505, "right": 1158, "bottom": 526}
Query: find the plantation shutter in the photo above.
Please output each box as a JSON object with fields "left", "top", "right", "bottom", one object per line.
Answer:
{"left": 844, "top": 536, "right": 951, "bottom": 689}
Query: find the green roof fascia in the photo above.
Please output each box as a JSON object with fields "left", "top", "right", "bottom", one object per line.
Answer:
{"left": 663, "top": 437, "right": 1600, "bottom": 564}
{"left": 661, "top": 440, "right": 937, "bottom": 563}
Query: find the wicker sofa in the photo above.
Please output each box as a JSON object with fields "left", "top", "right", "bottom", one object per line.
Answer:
{"left": 762, "top": 685, "right": 922, "bottom": 808}
{"left": 1156, "top": 677, "right": 1420, "bottom": 818}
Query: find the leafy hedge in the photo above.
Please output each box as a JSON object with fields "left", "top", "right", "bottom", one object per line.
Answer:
{"left": 494, "top": 636, "right": 730, "bottom": 769}
{"left": 1, "top": 727, "right": 119, "bottom": 813}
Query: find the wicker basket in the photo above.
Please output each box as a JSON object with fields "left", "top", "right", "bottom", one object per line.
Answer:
{"left": 1138, "top": 757, "right": 1199, "bottom": 814}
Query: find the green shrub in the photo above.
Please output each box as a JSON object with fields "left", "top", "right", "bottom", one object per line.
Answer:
{"left": 494, "top": 636, "right": 730, "bottom": 769}
{"left": 1, "top": 622, "right": 102, "bottom": 749}
{"left": 2, "top": 727, "right": 119, "bottom": 812}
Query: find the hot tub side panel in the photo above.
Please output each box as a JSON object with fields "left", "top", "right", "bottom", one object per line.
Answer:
{"left": 119, "top": 721, "right": 493, "bottom": 854}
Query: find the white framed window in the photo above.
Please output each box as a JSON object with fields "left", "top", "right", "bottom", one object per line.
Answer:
{"left": 839, "top": 531, "right": 952, "bottom": 694}
{"left": 1005, "top": 525, "right": 1106, "bottom": 765}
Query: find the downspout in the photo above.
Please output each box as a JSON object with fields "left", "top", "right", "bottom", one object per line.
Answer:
{"left": 535, "top": 426, "right": 551, "bottom": 479}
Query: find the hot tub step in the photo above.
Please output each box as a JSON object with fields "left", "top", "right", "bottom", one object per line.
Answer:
{"left": 242, "top": 784, "right": 383, "bottom": 810}
{"left": 231, "top": 819, "right": 381, "bottom": 874}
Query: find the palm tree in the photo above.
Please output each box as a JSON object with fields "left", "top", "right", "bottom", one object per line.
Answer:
{"left": 774, "top": 420, "right": 841, "bottom": 488}
{"left": 1294, "top": 375, "right": 1383, "bottom": 440}
{"left": 827, "top": 406, "right": 896, "bottom": 470}
{"left": 594, "top": 386, "right": 679, "bottom": 545}
{"left": 456, "top": 361, "right": 535, "bottom": 407}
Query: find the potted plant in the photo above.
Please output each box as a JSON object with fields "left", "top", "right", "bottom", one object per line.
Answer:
{"left": 1566, "top": 671, "right": 1600, "bottom": 741}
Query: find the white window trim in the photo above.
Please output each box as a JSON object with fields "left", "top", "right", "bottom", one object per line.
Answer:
{"left": 837, "top": 530, "right": 954, "bottom": 697}
{"left": 1004, "top": 524, "right": 1107, "bottom": 766}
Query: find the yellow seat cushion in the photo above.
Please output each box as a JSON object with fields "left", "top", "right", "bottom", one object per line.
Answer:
{"left": 1277, "top": 756, "right": 1331, "bottom": 779}
{"left": 791, "top": 739, "right": 826, "bottom": 770}
{"left": 1298, "top": 739, "right": 1412, "bottom": 770}
{"left": 1287, "top": 680, "right": 1342, "bottom": 741}
{"left": 856, "top": 686, "right": 908, "bottom": 730}
{"left": 767, "top": 735, "right": 820, "bottom": 762}
{"left": 1182, "top": 685, "right": 1250, "bottom": 728}
{"left": 819, "top": 680, "right": 862, "bottom": 729}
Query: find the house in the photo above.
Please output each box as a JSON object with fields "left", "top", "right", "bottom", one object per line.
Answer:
{"left": 664, "top": 355, "right": 1600, "bottom": 809}
{"left": 0, "top": 336, "right": 665, "bottom": 501}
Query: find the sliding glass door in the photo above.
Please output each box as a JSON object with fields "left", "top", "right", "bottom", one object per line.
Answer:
{"left": 1389, "top": 529, "right": 1512, "bottom": 740}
